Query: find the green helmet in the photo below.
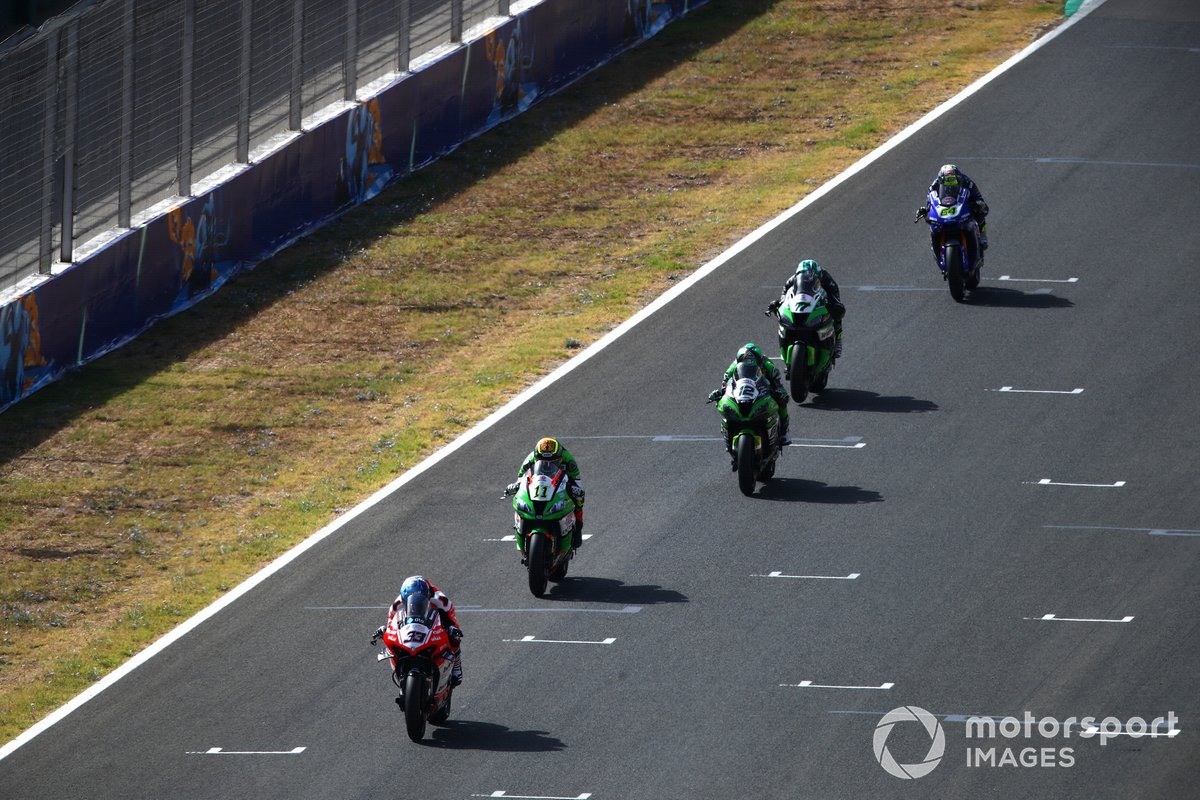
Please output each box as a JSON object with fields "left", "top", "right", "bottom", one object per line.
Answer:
{"left": 796, "top": 258, "right": 822, "bottom": 278}
{"left": 736, "top": 343, "right": 764, "bottom": 364}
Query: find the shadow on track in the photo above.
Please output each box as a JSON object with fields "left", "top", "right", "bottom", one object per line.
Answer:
{"left": 966, "top": 287, "right": 1074, "bottom": 308}
{"left": 546, "top": 576, "right": 688, "bottom": 604}
{"left": 754, "top": 478, "right": 881, "bottom": 504}
{"left": 424, "top": 719, "right": 565, "bottom": 751}
{"left": 805, "top": 389, "right": 937, "bottom": 413}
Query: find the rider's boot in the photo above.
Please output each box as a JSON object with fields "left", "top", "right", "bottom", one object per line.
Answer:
{"left": 450, "top": 652, "right": 463, "bottom": 687}
{"left": 834, "top": 326, "right": 844, "bottom": 360}
{"left": 779, "top": 408, "right": 792, "bottom": 447}
{"left": 571, "top": 511, "right": 583, "bottom": 551}
{"left": 978, "top": 222, "right": 989, "bottom": 250}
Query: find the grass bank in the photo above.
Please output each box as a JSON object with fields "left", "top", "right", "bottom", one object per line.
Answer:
{"left": 0, "top": 0, "right": 1062, "bottom": 744}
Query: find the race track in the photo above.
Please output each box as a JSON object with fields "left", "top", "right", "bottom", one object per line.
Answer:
{"left": 2, "top": 0, "right": 1197, "bottom": 797}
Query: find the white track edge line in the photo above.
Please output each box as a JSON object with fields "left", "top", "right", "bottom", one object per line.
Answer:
{"left": 0, "top": 0, "right": 1106, "bottom": 762}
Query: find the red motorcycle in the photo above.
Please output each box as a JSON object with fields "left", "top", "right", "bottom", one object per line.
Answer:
{"left": 375, "top": 596, "right": 456, "bottom": 741}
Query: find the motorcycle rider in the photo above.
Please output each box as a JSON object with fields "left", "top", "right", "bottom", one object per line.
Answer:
{"left": 766, "top": 259, "right": 845, "bottom": 360}
{"left": 372, "top": 575, "right": 464, "bottom": 687}
{"left": 707, "top": 343, "right": 792, "bottom": 447}
{"left": 505, "top": 437, "right": 586, "bottom": 550}
{"left": 916, "top": 163, "right": 989, "bottom": 254}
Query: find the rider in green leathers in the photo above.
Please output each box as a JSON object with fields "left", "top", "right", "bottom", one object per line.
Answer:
{"left": 506, "top": 437, "right": 586, "bottom": 550}
{"left": 707, "top": 343, "right": 792, "bottom": 446}
{"left": 767, "top": 259, "right": 845, "bottom": 359}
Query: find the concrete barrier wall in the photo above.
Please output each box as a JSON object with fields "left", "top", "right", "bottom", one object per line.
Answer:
{"left": 0, "top": 0, "right": 703, "bottom": 413}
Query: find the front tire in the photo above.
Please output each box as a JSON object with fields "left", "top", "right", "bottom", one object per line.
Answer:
{"left": 946, "top": 244, "right": 965, "bottom": 302}
{"left": 789, "top": 346, "right": 809, "bottom": 403}
{"left": 527, "top": 534, "right": 549, "bottom": 597}
{"left": 404, "top": 672, "right": 427, "bottom": 742}
{"left": 735, "top": 435, "right": 756, "bottom": 496}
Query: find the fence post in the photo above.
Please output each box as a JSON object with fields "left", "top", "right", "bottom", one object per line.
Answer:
{"left": 237, "top": 0, "right": 252, "bottom": 162}
{"left": 344, "top": 0, "right": 357, "bottom": 101}
{"left": 59, "top": 22, "right": 78, "bottom": 264}
{"left": 178, "top": 0, "right": 195, "bottom": 197}
{"left": 451, "top": 0, "right": 462, "bottom": 43}
{"left": 118, "top": 0, "right": 134, "bottom": 228}
{"left": 39, "top": 34, "right": 58, "bottom": 273}
{"left": 397, "top": 0, "right": 410, "bottom": 73}
{"left": 289, "top": 0, "right": 303, "bottom": 130}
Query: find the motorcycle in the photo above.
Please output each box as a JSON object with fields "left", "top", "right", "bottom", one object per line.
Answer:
{"left": 374, "top": 595, "right": 457, "bottom": 742}
{"left": 916, "top": 184, "right": 984, "bottom": 302}
{"left": 766, "top": 275, "right": 837, "bottom": 403}
{"left": 708, "top": 361, "right": 784, "bottom": 496}
{"left": 505, "top": 460, "right": 578, "bottom": 597}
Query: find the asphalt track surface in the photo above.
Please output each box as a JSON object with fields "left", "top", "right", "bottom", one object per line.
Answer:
{"left": 3, "top": 0, "right": 1198, "bottom": 797}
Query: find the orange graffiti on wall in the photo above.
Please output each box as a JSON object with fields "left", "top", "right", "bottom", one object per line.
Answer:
{"left": 484, "top": 32, "right": 510, "bottom": 104}
{"left": 168, "top": 207, "right": 197, "bottom": 285}
{"left": 367, "top": 98, "right": 385, "bottom": 165}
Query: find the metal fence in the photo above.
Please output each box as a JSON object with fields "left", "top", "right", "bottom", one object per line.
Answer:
{"left": 0, "top": 0, "right": 513, "bottom": 293}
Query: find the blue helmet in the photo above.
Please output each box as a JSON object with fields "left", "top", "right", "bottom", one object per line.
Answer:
{"left": 400, "top": 575, "right": 430, "bottom": 603}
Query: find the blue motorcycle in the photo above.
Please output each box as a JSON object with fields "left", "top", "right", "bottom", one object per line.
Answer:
{"left": 916, "top": 185, "right": 984, "bottom": 302}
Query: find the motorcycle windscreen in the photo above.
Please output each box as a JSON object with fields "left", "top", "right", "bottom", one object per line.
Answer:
{"left": 403, "top": 596, "right": 433, "bottom": 624}
{"left": 530, "top": 459, "right": 562, "bottom": 479}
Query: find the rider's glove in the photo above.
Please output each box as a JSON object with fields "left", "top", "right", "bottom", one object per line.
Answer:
{"left": 764, "top": 300, "right": 780, "bottom": 316}
{"left": 448, "top": 625, "right": 464, "bottom": 645}
{"left": 707, "top": 388, "right": 722, "bottom": 403}
{"left": 504, "top": 482, "right": 519, "bottom": 496}
{"left": 370, "top": 625, "right": 385, "bottom": 645}
{"left": 914, "top": 205, "right": 928, "bottom": 223}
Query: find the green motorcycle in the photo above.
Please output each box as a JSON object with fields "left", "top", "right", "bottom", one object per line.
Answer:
{"left": 710, "top": 361, "right": 784, "bottom": 496}
{"left": 506, "top": 460, "right": 578, "bottom": 597}
{"left": 768, "top": 271, "right": 837, "bottom": 403}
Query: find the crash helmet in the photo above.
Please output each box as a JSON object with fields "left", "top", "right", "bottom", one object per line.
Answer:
{"left": 736, "top": 343, "right": 764, "bottom": 365}
{"left": 796, "top": 258, "right": 823, "bottom": 281}
{"left": 400, "top": 575, "right": 431, "bottom": 604}
{"left": 535, "top": 437, "right": 562, "bottom": 463}
{"left": 937, "top": 163, "right": 962, "bottom": 190}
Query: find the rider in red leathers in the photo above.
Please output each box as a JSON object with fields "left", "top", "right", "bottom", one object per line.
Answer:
{"left": 372, "top": 575, "right": 464, "bottom": 686}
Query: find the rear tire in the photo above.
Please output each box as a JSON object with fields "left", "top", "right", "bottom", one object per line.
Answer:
{"left": 429, "top": 692, "right": 452, "bottom": 725}
{"left": 527, "top": 534, "right": 549, "bottom": 597}
{"left": 735, "top": 435, "right": 756, "bottom": 496}
{"left": 789, "top": 347, "right": 809, "bottom": 403}
{"left": 811, "top": 366, "right": 830, "bottom": 393}
{"left": 404, "top": 672, "right": 427, "bottom": 742}
{"left": 947, "top": 245, "right": 965, "bottom": 302}
{"left": 549, "top": 553, "right": 569, "bottom": 582}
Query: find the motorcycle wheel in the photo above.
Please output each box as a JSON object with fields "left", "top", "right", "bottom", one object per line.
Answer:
{"left": 759, "top": 459, "right": 776, "bottom": 482}
{"left": 549, "top": 554, "right": 569, "bottom": 582}
{"left": 946, "top": 244, "right": 966, "bottom": 302}
{"left": 429, "top": 692, "right": 452, "bottom": 725}
{"left": 811, "top": 365, "right": 830, "bottom": 393}
{"left": 789, "top": 347, "right": 809, "bottom": 403}
{"left": 404, "top": 672, "right": 427, "bottom": 742}
{"left": 735, "top": 435, "right": 756, "bottom": 496}
{"left": 527, "top": 534, "right": 549, "bottom": 597}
